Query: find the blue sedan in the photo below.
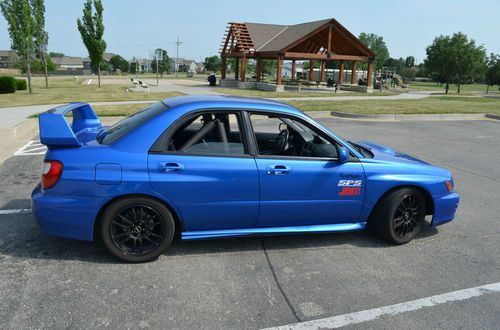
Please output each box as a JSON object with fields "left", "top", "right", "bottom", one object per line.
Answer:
{"left": 32, "top": 95, "right": 459, "bottom": 262}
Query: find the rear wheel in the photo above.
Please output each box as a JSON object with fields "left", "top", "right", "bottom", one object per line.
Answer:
{"left": 371, "top": 188, "right": 426, "bottom": 244}
{"left": 100, "top": 197, "right": 175, "bottom": 262}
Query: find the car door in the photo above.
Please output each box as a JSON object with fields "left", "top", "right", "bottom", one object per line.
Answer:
{"left": 249, "top": 113, "right": 365, "bottom": 228}
{"left": 148, "top": 111, "right": 259, "bottom": 231}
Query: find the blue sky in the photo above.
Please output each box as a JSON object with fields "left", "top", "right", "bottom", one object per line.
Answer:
{"left": 1, "top": 0, "right": 499, "bottom": 63}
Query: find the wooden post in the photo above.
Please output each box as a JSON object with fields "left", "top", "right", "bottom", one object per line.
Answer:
{"left": 276, "top": 56, "right": 283, "bottom": 85}
{"left": 351, "top": 61, "right": 357, "bottom": 85}
{"left": 256, "top": 57, "right": 262, "bottom": 82}
{"left": 367, "top": 59, "right": 374, "bottom": 88}
{"left": 291, "top": 60, "right": 296, "bottom": 80}
{"left": 309, "top": 60, "right": 314, "bottom": 81}
{"left": 234, "top": 57, "right": 239, "bottom": 80}
{"left": 327, "top": 23, "right": 333, "bottom": 56}
{"left": 240, "top": 54, "right": 246, "bottom": 82}
{"left": 339, "top": 61, "right": 345, "bottom": 83}
{"left": 221, "top": 56, "right": 226, "bottom": 80}
{"left": 320, "top": 60, "right": 326, "bottom": 82}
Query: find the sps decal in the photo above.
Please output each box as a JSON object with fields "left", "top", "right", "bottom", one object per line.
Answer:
{"left": 338, "top": 179, "right": 362, "bottom": 196}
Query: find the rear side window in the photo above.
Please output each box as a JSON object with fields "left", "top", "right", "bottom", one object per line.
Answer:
{"left": 98, "top": 102, "right": 168, "bottom": 145}
{"left": 167, "top": 112, "right": 246, "bottom": 155}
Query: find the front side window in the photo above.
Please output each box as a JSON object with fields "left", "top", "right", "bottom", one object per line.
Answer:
{"left": 250, "top": 114, "right": 339, "bottom": 158}
{"left": 167, "top": 112, "right": 246, "bottom": 155}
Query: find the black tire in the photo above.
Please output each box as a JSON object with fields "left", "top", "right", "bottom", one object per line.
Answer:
{"left": 100, "top": 197, "right": 175, "bottom": 262}
{"left": 371, "top": 188, "right": 426, "bottom": 244}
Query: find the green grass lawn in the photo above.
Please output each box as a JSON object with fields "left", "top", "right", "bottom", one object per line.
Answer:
{"left": 0, "top": 77, "right": 183, "bottom": 107}
{"left": 91, "top": 103, "right": 153, "bottom": 116}
{"left": 288, "top": 96, "right": 500, "bottom": 115}
{"left": 216, "top": 88, "right": 398, "bottom": 98}
{"left": 407, "top": 81, "right": 498, "bottom": 95}
{"left": 89, "top": 95, "right": 500, "bottom": 117}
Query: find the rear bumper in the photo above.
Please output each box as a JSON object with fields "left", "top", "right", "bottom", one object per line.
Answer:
{"left": 431, "top": 192, "right": 460, "bottom": 227}
{"left": 31, "top": 184, "right": 105, "bottom": 241}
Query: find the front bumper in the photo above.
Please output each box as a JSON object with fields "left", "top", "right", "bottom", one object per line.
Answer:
{"left": 431, "top": 192, "right": 460, "bottom": 227}
{"left": 31, "top": 184, "right": 105, "bottom": 241}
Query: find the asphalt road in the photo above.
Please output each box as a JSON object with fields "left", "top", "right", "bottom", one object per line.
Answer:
{"left": 0, "top": 119, "right": 499, "bottom": 329}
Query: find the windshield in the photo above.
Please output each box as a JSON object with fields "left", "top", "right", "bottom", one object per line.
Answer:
{"left": 97, "top": 102, "right": 168, "bottom": 145}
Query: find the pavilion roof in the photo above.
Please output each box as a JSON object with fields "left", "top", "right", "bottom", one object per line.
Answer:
{"left": 220, "top": 18, "right": 375, "bottom": 59}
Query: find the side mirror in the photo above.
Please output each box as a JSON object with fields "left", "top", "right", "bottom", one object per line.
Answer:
{"left": 338, "top": 147, "right": 349, "bottom": 163}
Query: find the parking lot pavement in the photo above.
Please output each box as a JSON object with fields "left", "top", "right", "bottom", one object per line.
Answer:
{"left": 0, "top": 119, "right": 499, "bottom": 329}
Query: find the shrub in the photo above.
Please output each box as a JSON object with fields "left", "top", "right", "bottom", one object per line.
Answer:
{"left": 15, "top": 79, "right": 27, "bottom": 90}
{"left": 0, "top": 76, "right": 17, "bottom": 94}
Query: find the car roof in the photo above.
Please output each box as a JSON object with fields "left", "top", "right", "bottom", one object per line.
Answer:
{"left": 161, "top": 94, "right": 302, "bottom": 115}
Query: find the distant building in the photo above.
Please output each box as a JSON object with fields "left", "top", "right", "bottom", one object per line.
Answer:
{"left": 195, "top": 62, "right": 205, "bottom": 73}
{"left": 169, "top": 58, "right": 201, "bottom": 73}
{"left": 82, "top": 53, "right": 118, "bottom": 74}
{"left": 52, "top": 56, "right": 84, "bottom": 74}
{"left": 0, "top": 50, "right": 19, "bottom": 69}
{"left": 282, "top": 61, "right": 303, "bottom": 78}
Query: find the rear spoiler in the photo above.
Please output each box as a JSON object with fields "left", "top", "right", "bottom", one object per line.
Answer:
{"left": 39, "top": 102, "right": 102, "bottom": 148}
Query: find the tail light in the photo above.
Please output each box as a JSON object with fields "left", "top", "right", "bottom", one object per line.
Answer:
{"left": 41, "top": 160, "right": 63, "bottom": 189}
{"left": 445, "top": 180, "right": 453, "bottom": 192}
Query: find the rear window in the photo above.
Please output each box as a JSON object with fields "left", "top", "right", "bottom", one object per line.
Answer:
{"left": 98, "top": 102, "right": 168, "bottom": 145}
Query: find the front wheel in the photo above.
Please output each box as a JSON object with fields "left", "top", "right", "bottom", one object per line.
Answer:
{"left": 100, "top": 197, "right": 175, "bottom": 262}
{"left": 371, "top": 188, "right": 426, "bottom": 244}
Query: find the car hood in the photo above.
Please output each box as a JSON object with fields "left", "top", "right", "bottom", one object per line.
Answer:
{"left": 356, "top": 140, "right": 431, "bottom": 165}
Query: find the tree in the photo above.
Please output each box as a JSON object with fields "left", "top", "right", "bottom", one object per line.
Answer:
{"left": 1, "top": 0, "right": 36, "bottom": 93}
{"left": 48, "top": 51, "right": 64, "bottom": 57}
{"left": 425, "top": 32, "right": 487, "bottom": 93}
{"left": 384, "top": 57, "right": 405, "bottom": 71}
{"left": 261, "top": 59, "right": 276, "bottom": 75}
{"left": 405, "top": 56, "right": 415, "bottom": 67}
{"left": 109, "top": 54, "right": 129, "bottom": 73}
{"left": 31, "top": 0, "right": 49, "bottom": 88}
{"left": 399, "top": 66, "right": 417, "bottom": 80}
{"left": 358, "top": 33, "right": 389, "bottom": 70}
{"left": 130, "top": 56, "right": 140, "bottom": 74}
{"left": 204, "top": 55, "right": 220, "bottom": 72}
{"left": 151, "top": 49, "right": 170, "bottom": 77}
{"left": 77, "top": 0, "right": 106, "bottom": 87}
{"left": 301, "top": 61, "right": 320, "bottom": 70}
{"left": 19, "top": 56, "right": 55, "bottom": 73}
{"left": 486, "top": 54, "right": 500, "bottom": 93}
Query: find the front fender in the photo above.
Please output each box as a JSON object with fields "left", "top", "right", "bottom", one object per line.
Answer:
{"left": 359, "top": 172, "right": 451, "bottom": 221}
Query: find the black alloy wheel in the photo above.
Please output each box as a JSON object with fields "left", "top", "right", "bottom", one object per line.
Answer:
{"left": 101, "top": 197, "right": 175, "bottom": 262}
{"left": 371, "top": 187, "right": 426, "bottom": 244}
{"left": 111, "top": 205, "right": 165, "bottom": 254}
{"left": 392, "top": 195, "right": 420, "bottom": 239}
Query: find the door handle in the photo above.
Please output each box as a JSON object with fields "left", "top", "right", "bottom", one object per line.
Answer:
{"left": 267, "top": 164, "right": 290, "bottom": 175}
{"left": 159, "top": 162, "right": 183, "bottom": 172}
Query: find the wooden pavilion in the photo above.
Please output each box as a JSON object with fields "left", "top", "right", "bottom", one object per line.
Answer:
{"left": 219, "top": 18, "right": 375, "bottom": 91}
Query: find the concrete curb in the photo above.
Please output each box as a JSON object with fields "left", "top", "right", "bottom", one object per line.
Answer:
{"left": 330, "top": 111, "right": 499, "bottom": 121}
{"left": 11, "top": 118, "right": 38, "bottom": 138}
{"left": 485, "top": 113, "right": 500, "bottom": 120}
{"left": 0, "top": 118, "right": 39, "bottom": 165}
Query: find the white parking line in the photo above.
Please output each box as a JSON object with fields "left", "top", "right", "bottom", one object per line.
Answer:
{"left": 0, "top": 209, "right": 32, "bottom": 215}
{"left": 87, "top": 78, "right": 92, "bottom": 85}
{"left": 263, "top": 282, "right": 500, "bottom": 330}
{"left": 13, "top": 140, "right": 47, "bottom": 156}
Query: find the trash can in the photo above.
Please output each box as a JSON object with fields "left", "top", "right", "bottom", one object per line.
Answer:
{"left": 207, "top": 73, "right": 217, "bottom": 86}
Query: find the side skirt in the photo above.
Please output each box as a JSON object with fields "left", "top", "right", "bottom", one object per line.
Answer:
{"left": 181, "top": 222, "right": 366, "bottom": 240}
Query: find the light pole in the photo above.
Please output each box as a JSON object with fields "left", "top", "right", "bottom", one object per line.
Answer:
{"left": 175, "top": 35, "right": 183, "bottom": 78}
